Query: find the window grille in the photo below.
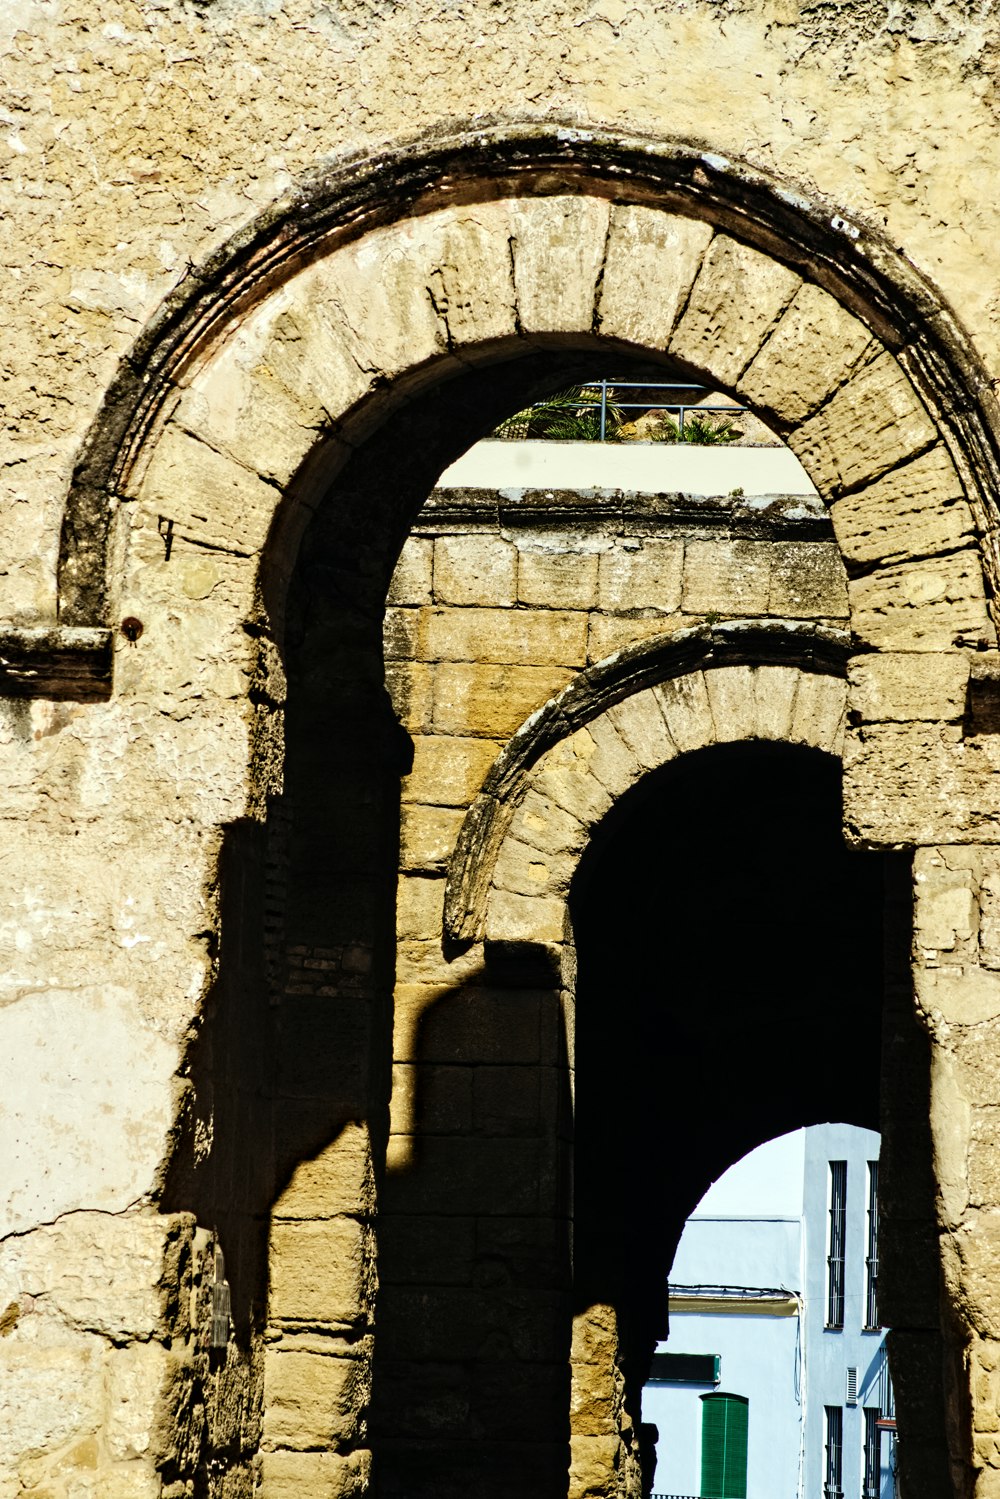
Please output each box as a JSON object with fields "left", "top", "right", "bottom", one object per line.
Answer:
{"left": 865, "top": 1159, "right": 880, "bottom": 1329}
{"left": 863, "top": 1407, "right": 882, "bottom": 1499}
{"left": 824, "top": 1404, "right": 844, "bottom": 1499}
{"left": 827, "top": 1161, "right": 847, "bottom": 1329}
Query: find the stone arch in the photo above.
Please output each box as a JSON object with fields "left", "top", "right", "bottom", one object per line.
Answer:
{"left": 483, "top": 659, "right": 847, "bottom": 948}
{"left": 54, "top": 121, "right": 1000, "bottom": 652}
{"left": 444, "top": 620, "right": 850, "bottom": 943}
{"left": 47, "top": 125, "right": 999, "bottom": 1499}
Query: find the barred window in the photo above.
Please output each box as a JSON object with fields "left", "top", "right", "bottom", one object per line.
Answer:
{"left": 827, "top": 1160, "right": 847, "bottom": 1329}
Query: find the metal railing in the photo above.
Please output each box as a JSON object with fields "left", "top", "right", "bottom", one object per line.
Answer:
{"left": 495, "top": 380, "right": 747, "bottom": 441}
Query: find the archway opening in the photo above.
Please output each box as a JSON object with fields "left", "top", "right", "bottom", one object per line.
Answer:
{"left": 161, "top": 327, "right": 948, "bottom": 1496}
{"left": 569, "top": 741, "right": 937, "bottom": 1495}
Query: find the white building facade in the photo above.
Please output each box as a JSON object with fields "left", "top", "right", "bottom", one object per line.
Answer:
{"left": 642, "top": 1125, "right": 895, "bottom": 1499}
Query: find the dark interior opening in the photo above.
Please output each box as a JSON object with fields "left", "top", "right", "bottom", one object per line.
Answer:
{"left": 569, "top": 741, "right": 937, "bottom": 1494}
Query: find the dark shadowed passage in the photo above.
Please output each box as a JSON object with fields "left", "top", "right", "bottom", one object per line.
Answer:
{"left": 570, "top": 742, "right": 943, "bottom": 1496}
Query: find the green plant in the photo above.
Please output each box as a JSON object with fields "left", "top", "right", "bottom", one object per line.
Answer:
{"left": 659, "top": 412, "right": 743, "bottom": 445}
{"left": 494, "top": 385, "right": 625, "bottom": 441}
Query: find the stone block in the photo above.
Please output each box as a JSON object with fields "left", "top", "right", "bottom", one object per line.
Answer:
{"left": 392, "top": 985, "right": 551, "bottom": 1066}
{"left": 485, "top": 889, "right": 566, "bottom": 945}
{"left": 919, "top": 964, "right": 1000, "bottom": 1027}
{"left": 272, "top": 1123, "right": 375, "bottom": 1220}
{"left": 530, "top": 729, "right": 613, "bottom": 827}
{"left": 584, "top": 716, "right": 643, "bottom": 797}
{"left": 104, "top": 1343, "right": 172, "bottom": 1463}
{"left": 401, "top": 735, "right": 501, "bottom": 807}
{"left": 753, "top": 665, "right": 801, "bottom": 740}
{"left": 596, "top": 540, "right": 684, "bottom": 612}
{"left": 394, "top": 938, "right": 487, "bottom": 990}
{"left": 569, "top": 1435, "right": 625, "bottom": 1497}
{"left": 431, "top": 662, "right": 570, "bottom": 737}
{"left": 306, "top": 218, "right": 451, "bottom": 392}
{"left": 705, "top": 665, "right": 759, "bottom": 742}
{"left": 492, "top": 837, "right": 564, "bottom": 898}
{"left": 389, "top": 1061, "right": 473, "bottom": 1135}
{"left": 376, "top": 1215, "right": 477, "bottom": 1286}
{"left": 606, "top": 688, "right": 676, "bottom": 770}
{"left": 135, "top": 420, "right": 278, "bottom": 557}
{"left": 737, "top": 280, "right": 878, "bottom": 425}
{"left": 843, "top": 722, "right": 1000, "bottom": 845}
{"left": 433, "top": 535, "right": 517, "bottom": 607}
{"left": 670, "top": 234, "right": 801, "bottom": 385}
{"left": 789, "top": 351, "right": 937, "bottom": 499}
{"left": 508, "top": 789, "right": 587, "bottom": 860}
{"left": 0, "top": 1328, "right": 105, "bottom": 1467}
{"left": 387, "top": 537, "right": 434, "bottom": 606}
{"left": 0, "top": 1212, "right": 187, "bottom": 1341}
{"left": 768, "top": 541, "right": 848, "bottom": 617}
{"left": 849, "top": 652, "right": 969, "bottom": 723}
{"left": 653, "top": 671, "right": 716, "bottom": 754}
{"left": 264, "top": 1347, "right": 368, "bottom": 1448}
{"left": 174, "top": 308, "right": 323, "bottom": 488}
{"left": 396, "top": 874, "right": 446, "bottom": 941}
{"left": 380, "top": 1138, "right": 551, "bottom": 1219}
{"left": 518, "top": 548, "right": 599, "bottom": 610}
{"left": 509, "top": 195, "right": 610, "bottom": 335}
{"left": 416, "top": 201, "right": 518, "bottom": 353}
{"left": 382, "top": 606, "right": 422, "bottom": 661}
{"left": 473, "top": 1066, "right": 542, "bottom": 1135}
{"left": 597, "top": 206, "right": 712, "bottom": 350}
{"left": 268, "top": 1218, "right": 373, "bottom": 1327}
{"left": 830, "top": 443, "right": 976, "bottom": 567}
{"left": 788, "top": 672, "right": 846, "bottom": 753}
{"left": 913, "top": 848, "right": 978, "bottom": 952}
{"left": 681, "top": 538, "right": 772, "bottom": 616}
{"left": 586, "top": 613, "right": 678, "bottom": 663}
{"left": 385, "top": 661, "right": 434, "bottom": 732}
{"left": 950, "top": 1019, "right": 1000, "bottom": 1114}
{"left": 260, "top": 1448, "right": 370, "bottom": 1498}
{"left": 400, "top": 805, "right": 465, "bottom": 871}
{"left": 849, "top": 549, "right": 992, "bottom": 651}
{"left": 945, "top": 1210, "right": 1000, "bottom": 1336}
{"left": 424, "top": 607, "right": 588, "bottom": 666}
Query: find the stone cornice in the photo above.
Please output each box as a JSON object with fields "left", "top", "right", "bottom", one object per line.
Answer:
{"left": 421, "top": 486, "right": 835, "bottom": 541}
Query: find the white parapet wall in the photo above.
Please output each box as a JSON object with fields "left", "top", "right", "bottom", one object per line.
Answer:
{"left": 437, "top": 439, "right": 818, "bottom": 496}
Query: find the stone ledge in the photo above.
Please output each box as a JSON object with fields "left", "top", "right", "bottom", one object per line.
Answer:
{"left": 420, "top": 485, "right": 833, "bottom": 540}
{"left": 0, "top": 626, "right": 113, "bottom": 700}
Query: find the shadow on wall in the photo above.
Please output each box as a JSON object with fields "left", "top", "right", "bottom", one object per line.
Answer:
{"left": 372, "top": 948, "right": 574, "bottom": 1499}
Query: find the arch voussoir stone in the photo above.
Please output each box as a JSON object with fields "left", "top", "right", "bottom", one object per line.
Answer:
{"left": 736, "top": 279, "right": 880, "bottom": 428}
{"left": 668, "top": 233, "right": 802, "bottom": 387}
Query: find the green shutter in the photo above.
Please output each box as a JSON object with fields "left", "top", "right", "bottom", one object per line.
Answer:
{"left": 700, "top": 1393, "right": 749, "bottom": 1499}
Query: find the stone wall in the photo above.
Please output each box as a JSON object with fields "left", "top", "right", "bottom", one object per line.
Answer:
{"left": 381, "top": 484, "right": 853, "bottom": 1498}
{"left": 7, "top": 16, "right": 1000, "bottom": 1488}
